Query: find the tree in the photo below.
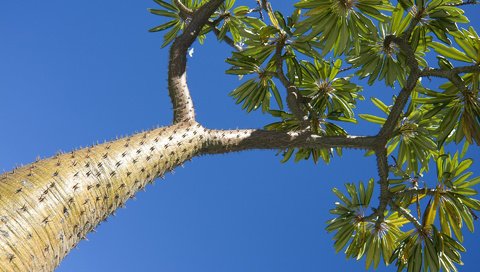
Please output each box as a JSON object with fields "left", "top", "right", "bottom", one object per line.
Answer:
{"left": 0, "top": 0, "right": 479, "bottom": 271}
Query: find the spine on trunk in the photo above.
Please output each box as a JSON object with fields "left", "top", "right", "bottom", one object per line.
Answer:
{"left": 0, "top": 122, "right": 204, "bottom": 271}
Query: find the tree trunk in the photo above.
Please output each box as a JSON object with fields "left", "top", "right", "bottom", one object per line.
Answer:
{"left": 0, "top": 122, "right": 204, "bottom": 271}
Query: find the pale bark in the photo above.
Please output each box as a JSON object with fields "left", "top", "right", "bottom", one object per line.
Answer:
{"left": 0, "top": 122, "right": 204, "bottom": 271}
{"left": 0, "top": 123, "right": 375, "bottom": 271}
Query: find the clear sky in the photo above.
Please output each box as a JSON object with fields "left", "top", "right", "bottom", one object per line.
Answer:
{"left": 0, "top": 1, "right": 479, "bottom": 271}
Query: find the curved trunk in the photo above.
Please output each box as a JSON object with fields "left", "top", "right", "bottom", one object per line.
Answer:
{"left": 0, "top": 122, "right": 204, "bottom": 271}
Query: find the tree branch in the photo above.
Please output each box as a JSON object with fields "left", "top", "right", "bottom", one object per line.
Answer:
{"left": 372, "top": 148, "right": 391, "bottom": 225}
{"left": 398, "top": 187, "right": 446, "bottom": 197}
{"left": 377, "top": 35, "right": 421, "bottom": 140}
{"left": 275, "top": 37, "right": 308, "bottom": 121}
{"left": 421, "top": 64, "right": 480, "bottom": 78}
{"left": 173, "top": 0, "right": 240, "bottom": 51}
{"left": 168, "top": 0, "right": 226, "bottom": 123}
{"left": 202, "top": 128, "right": 377, "bottom": 154}
{"left": 368, "top": 35, "right": 422, "bottom": 224}
{"left": 421, "top": 64, "right": 480, "bottom": 95}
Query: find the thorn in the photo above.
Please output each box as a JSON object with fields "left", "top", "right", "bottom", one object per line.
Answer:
{"left": 42, "top": 216, "right": 50, "bottom": 224}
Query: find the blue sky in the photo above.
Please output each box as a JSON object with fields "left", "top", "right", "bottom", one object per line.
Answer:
{"left": 0, "top": 1, "right": 479, "bottom": 271}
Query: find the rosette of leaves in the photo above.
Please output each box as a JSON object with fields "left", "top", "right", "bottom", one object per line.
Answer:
{"left": 264, "top": 59, "right": 363, "bottom": 164}
{"left": 327, "top": 179, "right": 408, "bottom": 269}
{"left": 265, "top": 110, "right": 338, "bottom": 164}
{"left": 215, "top": 3, "right": 272, "bottom": 45}
{"left": 360, "top": 95, "right": 438, "bottom": 174}
{"left": 389, "top": 226, "right": 465, "bottom": 272}
{"left": 419, "top": 28, "right": 480, "bottom": 145}
{"left": 294, "top": 0, "right": 394, "bottom": 56}
{"left": 265, "top": 109, "right": 347, "bottom": 164}
{"left": 297, "top": 58, "right": 363, "bottom": 123}
{"left": 388, "top": 153, "right": 480, "bottom": 272}
{"left": 331, "top": 152, "right": 480, "bottom": 271}
{"left": 346, "top": 4, "right": 430, "bottom": 87}
{"left": 347, "top": 24, "right": 407, "bottom": 87}
{"left": 219, "top": 2, "right": 323, "bottom": 60}
{"left": 225, "top": 44, "right": 282, "bottom": 112}
{"left": 148, "top": 0, "right": 211, "bottom": 47}
{"left": 415, "top": 84, "right": 480, "bottom": 147}
{"left": 388, "top": 152, "right": 480, "bottom": 225}
{"left": 268, "top": 8, "right": 325, "bottom": 61}
{"left": 434, "top": 153, "right": 480, "bottom": 241}
{"left": 399, "top": 0, "right": 469, "bottom": 45}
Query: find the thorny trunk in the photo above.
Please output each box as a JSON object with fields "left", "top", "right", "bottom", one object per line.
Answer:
{"left": 0, "top": 120, "right": 369, "bottom": 271}
{"left": 0, "top": 122, "right": 207, "bottom": 271}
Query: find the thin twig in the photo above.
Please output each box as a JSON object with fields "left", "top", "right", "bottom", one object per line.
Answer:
{"left": 390, "top": 201, "right": 423, "bottom": 231}
{"left": 274, "top": 36, "right": 308, "bottom": 121}
{"left": 173, "top": 0, "right": 194, "bottom": 16}
{"left": 378, "top": 35, "right": 421, "bottom": 140}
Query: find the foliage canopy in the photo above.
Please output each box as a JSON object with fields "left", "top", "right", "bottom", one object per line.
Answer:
{"left": 149, "top": 0, "right": 480, "bottom": 271}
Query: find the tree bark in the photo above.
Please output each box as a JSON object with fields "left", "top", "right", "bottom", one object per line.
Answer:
{"left": 0, "top": 118, "right": 377, "bottom": 271}
{"left": 0, "top": 122, "right": 204, "bottom": 271}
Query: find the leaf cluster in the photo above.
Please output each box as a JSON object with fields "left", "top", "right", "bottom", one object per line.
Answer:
{"left": 148, "top": 0, "right": 480, "bottom": 271}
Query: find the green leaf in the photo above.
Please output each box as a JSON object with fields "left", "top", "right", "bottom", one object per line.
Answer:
{"left": 149, "top": 9, "right": 178, "bottom": 18}
{"left": 371, "top": 97, "right": 390, "bottom": 114}
{"left": 153, "top": 0, "right": 177, "bottom": 11}
{"left": 161, "top": 21, "right": 182, "bottom": 48}
{"left": 429, "top": 41, "right": 473, "bottom": 63}
{"left": 333, "top": 188, "right": 352, "bottom": 206}
{"left": 233, "top": 6, "right": 249, "bottom": 16}
{"left": 269, "top": 79, "right": 283, "bottom": 110}
{"left": 359, "top": 114, "right": 386, "bottom": 124}
{"left": 329, "top": 59, "right": 342, "bottom": 81}
{"left": 149, "top": 20, "right": 178, "bottom": 32}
